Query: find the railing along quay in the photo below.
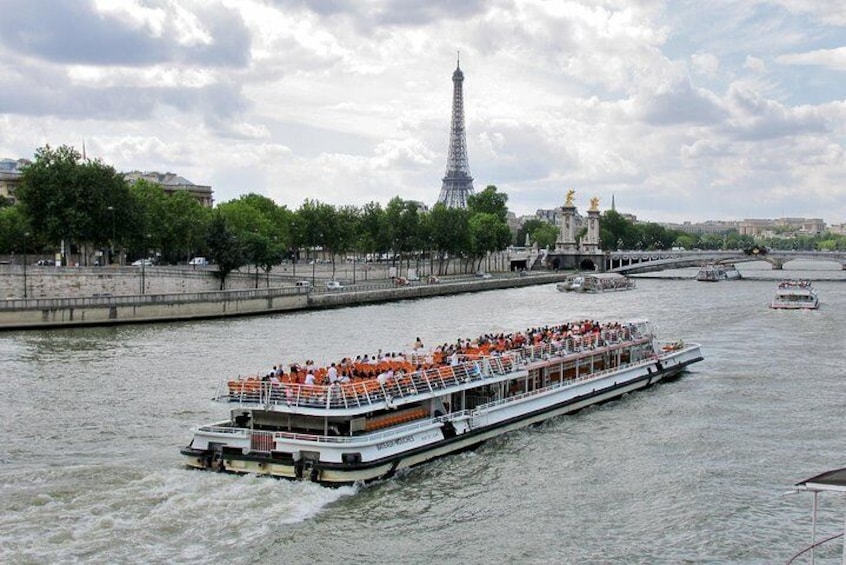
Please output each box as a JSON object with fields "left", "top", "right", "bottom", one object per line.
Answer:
{"left": 0, "top": 271, "right": 572, "bottom": 330}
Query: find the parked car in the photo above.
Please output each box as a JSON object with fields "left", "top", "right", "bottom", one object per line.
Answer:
{"left": 188, "top": 257, "right": 208, "bottom": 266}
{"left": 475, "top": 271, "right": 492, "bottom": 279}
{"left": 295, "top": 280, "right": 312, "bottom": 289}
{"left": 131, "top": 258, "right": 153, "bottom": 267}
{"left": 35, "top": 259, "right": 56, "bottom": 266}
{"left": 325, "top": 280, "right": 344, "bottom": 291}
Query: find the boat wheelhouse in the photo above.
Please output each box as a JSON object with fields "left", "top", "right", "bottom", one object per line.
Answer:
{"left": 770, "top": 280, "right": 819, "bottom": 310}
{"left": 696, "top": 263, "right": 741, "bottom": 282}
{"left": 181, "top": 320, "right": 703, "bottom": 486}
{"left": 556, "top": 273, "right": 636, "bottom": 293}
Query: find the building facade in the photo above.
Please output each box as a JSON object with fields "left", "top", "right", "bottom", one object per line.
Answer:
{"left": 124, "top": 171, "right": 214, "bottom": 208}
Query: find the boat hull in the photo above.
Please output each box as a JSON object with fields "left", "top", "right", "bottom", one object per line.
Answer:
{"left": 182, "top": 345, "right": 703, "bottom": 486}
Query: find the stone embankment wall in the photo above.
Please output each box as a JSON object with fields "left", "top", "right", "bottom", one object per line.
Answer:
{"left": 0, "top": 265, "right": 298, "bottom": 299}
{"left": 0, "top": 272, "right": 567, "bottom": 330}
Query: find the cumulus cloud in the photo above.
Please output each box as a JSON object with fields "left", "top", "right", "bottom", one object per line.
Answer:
{"left": 776, "top": 46, "right": 846, "bottom": 71}
{"left": 1, "top": 0, "right": 846, "bottom": 223}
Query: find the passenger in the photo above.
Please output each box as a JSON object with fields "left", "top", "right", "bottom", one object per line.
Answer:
{"left": 414, "top": 337, "right": 424, "bottom": 350}
{"left": 327, "top": 363, "right": 339, "bottom": 384}
{"left": 304, "top": 370, "right": 316, "bottom": 385}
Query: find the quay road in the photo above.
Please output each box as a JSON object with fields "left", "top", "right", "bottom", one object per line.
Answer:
{"left": 607, "top": 249, "right": 846, "bottom": 274}
{"left": 0, "top": 269, "right": 569, "bottom": 331}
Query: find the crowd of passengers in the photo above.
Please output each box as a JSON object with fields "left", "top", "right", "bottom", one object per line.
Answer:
{"left": 255, "top": 320, "right": 632, "bottom": 389}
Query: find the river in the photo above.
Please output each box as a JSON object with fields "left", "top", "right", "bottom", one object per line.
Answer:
{"left": 2, "top": 261, "right": 845, "bottom": 564}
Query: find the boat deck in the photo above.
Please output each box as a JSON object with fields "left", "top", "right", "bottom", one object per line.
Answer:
{"left": 218, "top": 329, "right": 650, "bottom": 413}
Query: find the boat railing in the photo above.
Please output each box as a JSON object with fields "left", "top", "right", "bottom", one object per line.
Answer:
{"left": 216, "top": 326, "right": 651, "bottom": 411}
{"left": 784, "top": 531, "right": 843, "bottom": 564}
{"left": 471, "top": 346, "right": 676, "bottom": 415}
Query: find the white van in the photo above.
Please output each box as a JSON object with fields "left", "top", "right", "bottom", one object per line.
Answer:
{"left": 189, "top": 257, "right": 208, "bottom": 266}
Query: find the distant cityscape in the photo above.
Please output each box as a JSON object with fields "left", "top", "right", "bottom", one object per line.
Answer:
{"left": 2, "top": 156, "right": 844, "bottom": 239}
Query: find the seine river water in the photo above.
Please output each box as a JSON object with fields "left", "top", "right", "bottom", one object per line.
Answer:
{"left": 2, "top": 262, "right": 845, "bottom": 564}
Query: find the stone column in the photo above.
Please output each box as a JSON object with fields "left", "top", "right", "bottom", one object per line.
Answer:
{"left": 556, "top": 205, "right": 578, "bottom": 252}
{"left": 581, "top": 198, "right": 601, "bottom": 253}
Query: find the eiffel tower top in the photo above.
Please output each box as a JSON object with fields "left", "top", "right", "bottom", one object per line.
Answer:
{"left": 437, "top": 53, "right": 474, "bottom": 208}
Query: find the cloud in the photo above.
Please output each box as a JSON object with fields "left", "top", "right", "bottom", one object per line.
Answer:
{"left": 0, "top": 0, "right": 251, "bottom": 67}
{"left": 776, "top": 46, "right": 846, "bottom": 71}
{"left": 1, "top": 0, "right": 846, "bottom": 224}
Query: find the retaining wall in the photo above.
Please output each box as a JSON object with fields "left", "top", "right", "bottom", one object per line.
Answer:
{"left": 0, "top": 273, "right": 567, "bottom": 330}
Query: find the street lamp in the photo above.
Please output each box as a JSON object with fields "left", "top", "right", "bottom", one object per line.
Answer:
{"left": 23, "top": 232, "right": 30, "bottom": 299}
{"left": 141, "top": 234, "right": 150, "bottom": 295}
{"left": 107, "top": 206, "right": 115, "bottom": 264}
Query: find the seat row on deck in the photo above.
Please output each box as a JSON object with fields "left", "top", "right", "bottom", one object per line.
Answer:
{"left": 364, "top": 407, "right": 430, "bottom": 432}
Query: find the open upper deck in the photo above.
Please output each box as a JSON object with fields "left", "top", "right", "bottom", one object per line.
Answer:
{"left": 215, "top": 322, "right": 656, "bottom": 416}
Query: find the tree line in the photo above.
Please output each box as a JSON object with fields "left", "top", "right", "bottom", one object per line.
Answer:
{"left": 4, "top": 145, "right": 843, "bottom": 289}
{"left": 0, "top": 145, "right": 513, "bottom": 289}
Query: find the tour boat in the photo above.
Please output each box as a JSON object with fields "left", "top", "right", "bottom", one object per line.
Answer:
{"left": 696, "top": 263, "right": 742, "bottom": 282}
{"left": 181, "top": 320, "right": 703, "bottom": 486}
{"left": 556, "top": 273, "right": 636, "bottom": 293}
{"left": 770, "top": 280, "right": 819, "bottom": 310}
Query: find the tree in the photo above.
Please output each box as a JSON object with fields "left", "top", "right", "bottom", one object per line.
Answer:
{"left": 205, "top": 212, "right": 244, "bottom": 290}
{"left": 17, "top": 145, "right": 133, "bottom": 265}
{"left": 0, "top": 206, "right": 32, "bottom": 254}
{"left": 162, "top": 190, "right": 209, "bottom": 264}
{"left": 427, "top": 203, "right": 470, "bottom": 275}
{"left": 467, "top": 185, "right": 509, "bottom": 222}
{"left": 217, "top": 194, "right": 292, "bottom": 283}
{"left": 517, "top": 218, "right": 558, "bottom": 249}
{"left": 469, "top": 212, "right": 512, "bottom": 271}
{"left": 466, "top": 186, "right": 511, "bottom": 272}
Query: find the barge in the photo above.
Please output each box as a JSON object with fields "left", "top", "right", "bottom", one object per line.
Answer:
{"left": 181, "top": 319, "right": 703, "bottom": 485}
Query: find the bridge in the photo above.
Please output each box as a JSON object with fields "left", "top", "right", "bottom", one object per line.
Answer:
{"left": 605, "top": 250, "right": 846, "bottom": 275}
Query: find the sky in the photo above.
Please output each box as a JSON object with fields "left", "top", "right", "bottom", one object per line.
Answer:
{"left": 1, "top": 0, "right": 845, "bottom": 225}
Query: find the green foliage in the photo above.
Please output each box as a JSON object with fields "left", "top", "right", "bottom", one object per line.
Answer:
{"left": 0, "top": 206, "right": 32, "bottom": 252}
{"left": 469, "top": 212, "right": 512, "bottom": 268}
{"left": 17, "top": 145, "right": 133, "bottom": 263}
{"left": 516, "top": 218, "right": 557, "bottom": 249}
{"left": 468, "top": 185, "right": 509, "bottom": 222}
{"left": 205, "top": 212, "right": 245, "bottom": 290}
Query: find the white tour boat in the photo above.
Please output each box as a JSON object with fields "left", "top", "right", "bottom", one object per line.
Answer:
{"left": 181, "top": 320, "right": 703, "bottom": 485}
{"left": 696, "top": 263, "right": 742, "bottom": 282}
{"left": 556, "top": 273, "right": 636, "bottom": 293}
{"left": 770, "top": 280, "right": 819, "bottom": 310}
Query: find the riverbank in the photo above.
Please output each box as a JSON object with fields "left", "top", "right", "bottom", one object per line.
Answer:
{"left": 0, "top": 271, "right": 568, "bottom": 330}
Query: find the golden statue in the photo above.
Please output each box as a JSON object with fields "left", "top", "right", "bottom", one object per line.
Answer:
{"left": 589, "top": 196, "right": 600, "bottom": 211}
{"left": 564, "top": 189, "right": 575, "bottom": 207}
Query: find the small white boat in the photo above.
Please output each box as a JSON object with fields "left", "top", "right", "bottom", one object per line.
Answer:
{"left": 556, "top": 273, "right": 636, "bottom": 293}
{"left": 696, "top": 263, "right": 741, "bottom": 282}
{"left": 770, "top": 280, "right": 818, "bottom": 310}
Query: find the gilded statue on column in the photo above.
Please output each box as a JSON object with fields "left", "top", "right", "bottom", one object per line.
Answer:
{"left": 589, "top": 196, "right": 600, "bottom": 211}
{"left": 564, "top": 189, "right": 575, "bottom": 207}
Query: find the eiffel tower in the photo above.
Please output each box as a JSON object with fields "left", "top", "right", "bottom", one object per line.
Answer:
{"left": 436, "top": 55, "right": 474, "bottom": 208}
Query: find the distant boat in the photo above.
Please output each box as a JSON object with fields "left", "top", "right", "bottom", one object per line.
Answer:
{"left": 696, "top": 263, "right": 741, "bottom": 282}
{"left": 556, "top": 272, "right": 636, "bottom": 293}
{"left": 770, "top": 280, "right": 819, "bottom": 310}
